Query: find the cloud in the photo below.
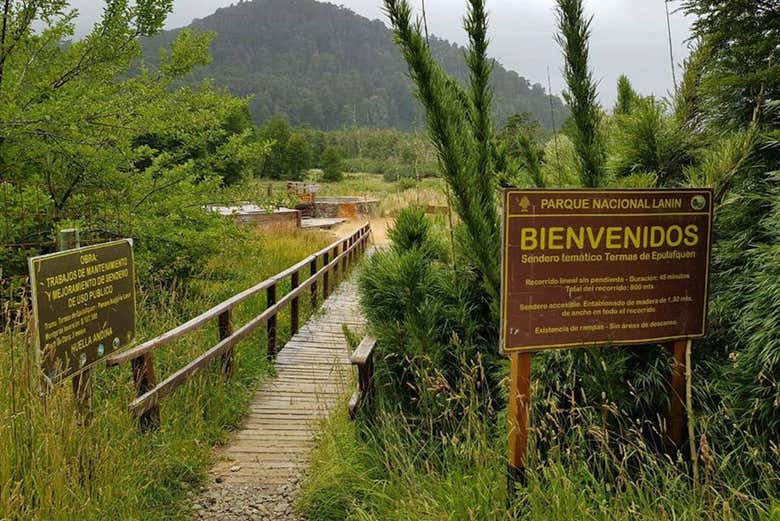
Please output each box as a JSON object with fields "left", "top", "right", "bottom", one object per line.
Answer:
{"left": 67, "top": 0, "right": 694, "bottom": 105}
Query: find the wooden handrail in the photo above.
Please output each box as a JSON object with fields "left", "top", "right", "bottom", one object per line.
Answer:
{"left": 349, "top": 336, "right": 377, "bottom": 420}
{"left": 113, "top": 223, "right": 371, "bottom": 425}
{"left": 108, "top": 224, "right": 369, "bottom": 366}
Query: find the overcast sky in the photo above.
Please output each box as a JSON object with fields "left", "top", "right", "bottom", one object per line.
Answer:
{"left": 69, "top": 0, "right": 694, "bottom": 106}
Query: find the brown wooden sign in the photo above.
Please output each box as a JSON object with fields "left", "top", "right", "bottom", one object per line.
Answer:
{"left": 29, "top": 240, "right": 136, "bottom": 385}
{"left": 501, "top": 189, "right": 713, "bottom": 354}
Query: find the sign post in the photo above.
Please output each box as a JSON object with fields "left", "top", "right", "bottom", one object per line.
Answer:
{"left": 507, "top": 352, "right": 531, "bottom": 494}
{"left": 501, "top": 189, "right": 713, "bottom": 492}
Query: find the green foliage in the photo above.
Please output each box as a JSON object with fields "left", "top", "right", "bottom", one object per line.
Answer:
{"left": 682, "top": 0, "right": 779, "bottom": 129}
{"left": 674, "top": 43, "right": 709, "bottom": 130}
{"left": 307, "top": 127, "right": 438, "bottom": 181}
{"left": 539, "top": 134, "right": 582, "bottom": 187}
{"left": 358, "top": 208, "right": 499, "bottom": 422}
{"left": 0, "top": 227, "right": 334, "bottom": 519}
{"left": 684, "top": 110, "right": 780, "bottom": 442}
{"left": 498, "top": 113, "right": 547, "bottom": 187}
{"left": 257, "top": 116, "right": 311, "bottom": 180}
{"left": 320, "top": 146, "right": 344, "bottom": 182}
{"left": 306, "top": 1, "right": 780, "bottom": 519}
{"left": 555, "top": 0, "right": 606, "bottom": 187}
{"left": 299, "top": 369, "right": 777, "bottom": 521}
{"left": 614, "top": 74, "right": 638, "bottom": 115}
{"left": 285, "top": 133, "right": 314, "bottom": 180}
{"left": 0, "top": 4, "right": 269, "bottom": 291}
{"left": 140, "top": 0, "right": 568, "bottom": 131}
{"left": 387, "top": 206, "right": 447, "bottom": 260}
{"left": 608, "top": 97, "right": 699, "bottom": 185}
{"left": 384, "top": 0, "right": 502, "bottom": 305}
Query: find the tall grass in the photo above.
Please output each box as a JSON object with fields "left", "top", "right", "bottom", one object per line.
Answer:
{"left": 299, "top": 363, "right": 778, "bottom": 521}
{"left": 0, "top": 227, "right": 333, "bottom": 520}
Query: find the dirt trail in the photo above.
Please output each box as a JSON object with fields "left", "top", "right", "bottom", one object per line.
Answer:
{"left": 329, "top": 217, "right": 391, "bottom": 247}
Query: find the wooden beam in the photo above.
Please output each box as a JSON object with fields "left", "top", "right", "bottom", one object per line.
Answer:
{"left": 219, "top": 309, "right": 234, "bottom": 379}
{"left": 290, "top": 271, "right": 300, "bottom": 336}
{"left": 667, "top": 339, "right": 688, "bottom": 450}
{"left": 267, "top": 283, "right": 277, "bottom": 359}
{"left": 508, "top": 353, "right": 531, "bottom": 494}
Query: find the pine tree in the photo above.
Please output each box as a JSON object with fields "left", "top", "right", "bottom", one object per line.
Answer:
{"left": 555, "top": 0, "right": 606, "bottom": 188}
{"left": 320, "top": 146, "right": 344, "bottom": 182}
{"left": 383, "top": 0, "right": 502, "bottom": 302}
{"left": 614, "top": 75, "right": 637, "bottom": 115}
{"left": 682, "top": 0, "right": 779, "bottom": 128}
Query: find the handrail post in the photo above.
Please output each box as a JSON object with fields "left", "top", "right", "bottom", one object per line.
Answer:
{"left": 323, "top": 250, "right": 330, "bottom": 299}
{"left": 344, "top": 235, "right": 352, "bottom": 271}
{"left": 360, "top": 351, "right": 375, "bottom": 405}
{"left": 132, "top": 353, "right": 160, "bottom": 431}
{"left": 310, "top": 257, "right": 318, "bottom": 310}
{"left": 291, "top": 271, "right": 300, "bottom": 335}
{"left": 267, "top": 283, "right": 277, "bottom": 359}
{"left": 334, "top": 243, "right": 341, "bottom": 281}
{"left": 219, "top": 309, "right": 234, "bottom": 379}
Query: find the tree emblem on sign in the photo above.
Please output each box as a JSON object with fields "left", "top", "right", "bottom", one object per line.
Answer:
{"left": 519, "top": 196, "right": 531, "bottom": 213}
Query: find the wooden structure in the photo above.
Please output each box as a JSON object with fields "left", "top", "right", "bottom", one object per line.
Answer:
{"left": 206, "top": 204, "right": 302, "bottom": 230}
{"left": 348, "top": 336, "right": 376, "bottom": 419}
{"left": 107, "top": 224, "right": 371, "bottom": 429}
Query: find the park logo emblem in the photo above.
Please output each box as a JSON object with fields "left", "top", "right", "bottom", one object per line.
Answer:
{"left": 518, "top": 196, "right": 531, "bottom": 213}
{"left": 691, "top": 195, "right": 707, "bottom": 211}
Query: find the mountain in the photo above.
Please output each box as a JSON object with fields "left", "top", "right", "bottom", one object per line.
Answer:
{"left": 142, "top": 0, "right": 568, "bottom": 131}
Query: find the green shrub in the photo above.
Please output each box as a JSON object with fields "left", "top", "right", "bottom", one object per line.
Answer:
{"left": 359, "top": 213, "right": 499, "bottom": 423}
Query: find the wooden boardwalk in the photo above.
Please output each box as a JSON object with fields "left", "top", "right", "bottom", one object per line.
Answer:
{"left": 209, "top": 278, "right": 364, "bottom": 489}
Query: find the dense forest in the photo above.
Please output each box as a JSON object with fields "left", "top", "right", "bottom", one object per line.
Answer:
{"left": 141, "top": 0, "right": 568, "bottom": 130}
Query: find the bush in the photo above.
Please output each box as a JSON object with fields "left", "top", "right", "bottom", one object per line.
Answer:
{"left": 359, "top": 211, "right": 499, "bottom": 423}
{"left": 342, "top": 157, "right": 383, "bottom": 174}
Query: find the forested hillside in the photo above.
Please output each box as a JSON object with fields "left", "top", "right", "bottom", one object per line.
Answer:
{"left": 141, "top": 0, "right": 568, "bottom": 130}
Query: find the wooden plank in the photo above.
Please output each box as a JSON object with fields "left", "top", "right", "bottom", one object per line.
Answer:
{"left": 200, "top": 272, "right": 370, "bottom": 495}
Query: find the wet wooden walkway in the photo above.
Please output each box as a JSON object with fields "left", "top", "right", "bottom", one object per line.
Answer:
{"left": 209, "top": 278, "right": 364, "bottom": 488}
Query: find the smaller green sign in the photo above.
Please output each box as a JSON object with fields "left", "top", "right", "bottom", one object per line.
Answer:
{"left": 28, "top": 240, "right": 136, "bottom": 386}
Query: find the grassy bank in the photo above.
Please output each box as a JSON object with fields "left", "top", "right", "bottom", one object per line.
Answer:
{"left": 298, "top": 209, "right": 778, "bottom": 521}
{"left": 299, "top": 389, "right": 779, "bottom": 521}
{"left": 0, "top": 227, "right": 333, "bottom": 520}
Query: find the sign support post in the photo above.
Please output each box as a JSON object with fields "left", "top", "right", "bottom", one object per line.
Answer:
{"left": 667, "top": 339, "right": 690, "bottom": 451}
{"left": 58, "top": 229, "right": 94, "bottom": 423}
{"left": 507, "top": 352, "right": 532, "bottom": 495}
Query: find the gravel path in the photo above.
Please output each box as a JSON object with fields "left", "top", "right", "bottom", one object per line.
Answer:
{"left": 191, "top": 477, "right": 303, "bottom": 520}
